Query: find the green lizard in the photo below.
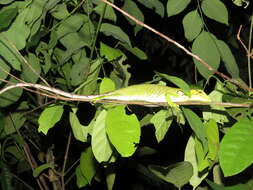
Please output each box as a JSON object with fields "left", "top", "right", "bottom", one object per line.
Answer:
{"left": 91, "top": 84, "right": 211, "bottom": 106}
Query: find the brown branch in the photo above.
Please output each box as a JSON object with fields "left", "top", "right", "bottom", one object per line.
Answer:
{"left": 0, "top": 82, "right": 251, "bottom": 107}
{"left": 237, "top": 25, "right": 253, "bottom": 58}
{"left": 99, "top": 0, "right": 253, "bottom": 92}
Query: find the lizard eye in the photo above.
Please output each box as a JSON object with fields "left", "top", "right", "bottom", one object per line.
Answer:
{"left": 177, "top": 90, "right": 184, "bottom": 96}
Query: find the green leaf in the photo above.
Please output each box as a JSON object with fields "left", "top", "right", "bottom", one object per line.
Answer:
{"left": 94, "top": 3, "right": 117, "bottom": 22}
{"left": 75, "top": 165, "right": 88, "bottom": 188}
{"left": 0, "top": 36, "right": 23, "bottom": 71}
{"left": 100, "top": 42, "right": 123, "bottom": 61}
{"left": 192, "top": 31, "right": 220, "bottom": 79}
{"left": 25, "top": 0, "right": 48, "bottom": 25}
{"left": 0, "top": 59, "right": 10, "bottom": 85}
{"left": 80, "top": 146, "right": 97, "bottom": 184}
{"left": 167, "top": 0, "right": 191, "bottom": 17}
{"left": 51, "top": 3, "right": 70, "bottom": 20}
{"left": 216, "top": 40, "right": 239, "bottom": 78}
{"left": 0, "top": 77, "right": 23, "bottom": 107}
{"left": 78, "top": 58, "right": 102, "bottom": 95}
{"left": 182, "top": 107, "right": 207, "bottom": 149}
{"left": 33, "top": 163, "right": 53, "bottom": 177}
{"left": 119, "top": 44, "right": 147, "bottom": 60}
{"left": 206, "top": 179, "right": 248, "bottom": 190}
{"left": 38, "top": 105, "right": 64, "bottom": 135}
{"left": 184, "top": 136, "right": 209, "bottom": 189}
{"left": 201, "top": 0, "right": 228, "bottom": 25}
{"left": 203, "top": 90, "right": 229, "bottom": 124}
{"left": 183, "top": 10, "right": 203, "bottom": 42}
{"left": 20, "top": 53, "right": 41, "bottom": 83}
{"left": 69, "top": 108, "right": 90, "bottom": 142}
{"left": 55, "top": 14, "right": 86, "bottom": 39}
{"left": 206, "top": 120, "right": 219, "bottom": 161}
{"left": 100, "top": 23, "right": 131, "bottom": 47}
{"left": 106, "top": 106, "right": 140, "bottom": 157}
{"left": 0, "top": 0, "right": 15, "bottom": 4}
{"left": 149, "top": 161, "right": 193, "bottom": 189}
{"left": 1, "top": 7, "right": 30, "bottom": 50}
{"left": 105, "top": 166, "right": 116, "bottom": 190}
{"left": 137, "top": 0, "right": 164, "bottom": 17}
{"left": 0, "top": 7, "right": 18, "bottom": 31}
{"left": 195, "top": 137, "right": 209, "bottom": 171}
{"left": 99, "top": 78, "right": 115, "bottom": 94}
{"left": 92, "top": 110, "right": 113, "bottom": 163}
{"left": 155, "top": 72, "right": 191, "bottom": 96}
{"left": 3, "top": 113, "right": 26, "bottom": 136}
{"left": 220, "top": 117, "right": 253, "bottom": 176}
{"left": 109, "top": 54, "right": 130, "bottom": 90}
{"left": 150, "top": 110, "right": 173, "bottom": 143}
{"left": 122, "top": 0, "right": 144, "bottom": 34}
{"left": 0, "top": 161, "right": 13, "bottom": 190}
{"left": 70, "top": 56, "right": 90, "bottom": 86}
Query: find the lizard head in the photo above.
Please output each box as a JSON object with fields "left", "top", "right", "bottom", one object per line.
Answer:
{"left": 171, "top": 89, "right": 211, "bottom": 102}
{"left": 188, "top": 89, "right": 211, "bottom": 102}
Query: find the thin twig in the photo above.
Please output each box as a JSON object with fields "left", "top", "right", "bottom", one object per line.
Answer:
{"left": 99, "top": 0, "right": 253, "bottom": 92}
{"left": 61, "top": 133, "right": 72, "bottom": 190}
{"left": 237, "top": 25, "right": 252, "bottom": 58}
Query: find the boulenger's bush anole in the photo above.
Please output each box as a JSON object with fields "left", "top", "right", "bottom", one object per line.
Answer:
{"left": 92, "top": 84, "right": 211, "bottom": 107}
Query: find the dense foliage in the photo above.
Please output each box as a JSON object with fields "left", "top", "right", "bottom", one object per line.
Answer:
{"left": 0, "top": 0, "right": 252, "bottom": 189}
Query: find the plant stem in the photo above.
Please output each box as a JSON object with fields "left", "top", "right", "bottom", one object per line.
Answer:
{"left": 89, "top": 3, "right": 107, "bottom": 60}
{"left": 248, "top": 13, "right": 253, "bottom": 89}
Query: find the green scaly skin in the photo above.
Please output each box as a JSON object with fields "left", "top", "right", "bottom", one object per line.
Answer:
{"left": 92, "top": 84, "right": 211, "bottom": 105}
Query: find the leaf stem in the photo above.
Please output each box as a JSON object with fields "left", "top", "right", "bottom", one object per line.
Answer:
{"left": 89, "top": 3, "right": 107, "bottom": 60}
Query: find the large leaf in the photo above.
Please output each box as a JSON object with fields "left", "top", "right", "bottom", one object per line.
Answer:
{"left": 91, "top": 110, "right": 113, "bottom": 163}
{"left": 183, "top": 10, "right": 203, "bottom": 42}
{"left": 3, "top": 113, "right": 26, "bottom": 136}
{"left": 25, "top": 0, "right": 48, "bottom": 25}
{"left": 0, "top": 59, "right": 10, "bottom": 85}
{"left": 0, "top": 77, "right": 23, "bottom": 107}
{"left": 70, "top": 56, "right": 90, "bottom": 86}
{"left": 51, "top": 3, "right": 70, "bottom": 20}
{"left": 192, "top": 31, "right": 220, "bottom": 79}
{"left": 150, "top": 110, "right": 173, "bottom": 143}
{"left": 33, "top": 163, "right": 53, "bottom": 177}
{"left": 99, "top": 77, "right": 115, "bottom": 94}
{"left": 69, "top": 108, "right": 90, "bottom": 142}
{"left": 149, "top": 161, "right": 193, "bottom": 189}
{"left": 75, "top": 165, "right": 88, "bottom": 188}
{"left": 206, "top": 179, "right": 248, "bottom": 190}
{"left": 106, "top": 106, "right": 140, "bottom": 157}
{"left": 38, "top": 105, "right": 64, "bottom": 135}
{"left": 20, "top": 53, "right": 41, "bottom": 83}
{"left": 100, "top": 42, "right": 123, "bottom": 61}
{"left": 137, "top": 0, "right": 164, "bottom": 17}
{"left": 1, "top": 7, "right": 30, "bottom": 50}
{"left": 94, "top": 3, "right": 117, "bottom": 22}
{"left": 119, "top": 43, "right": 147, "bottom": 60}
{"left": 0, "top": 7, "right": 18, "bottom": 31}
{"left": 100, "top": 23, "right": 131, "bottom": 47}
{"left": 203, "top": 90, "right": 229, "bottom": 124}
{"left": 205, "top": 119, "right": 219, "bottom": 161}
{"left": 122, "top": 0, "right": 144, "bottom": 34}
{"left": 80, "top": 147, "right": 98, "bottom": 184}
{"left": 219, "top": 117, "right": 253, "bottom": 176}
{"left": 155, "top": 72, "right": 191, "bottom": 96}
{"left": 185, "top": 136, "right": 209, "bottom": 189}
{"left": 201, "top": 0, "right": 228, "bottom": 25}
{"left": 167, "top": 0, "right": 191, "bottom": 17}
{"left": 182, "top": 107, "right": 207, "bottom": 148}
{"left": 216, "top": 40, "right": 239, "bottom": 78}
{"left": 0, "top": 36, "right": 23, "bottom": 71}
